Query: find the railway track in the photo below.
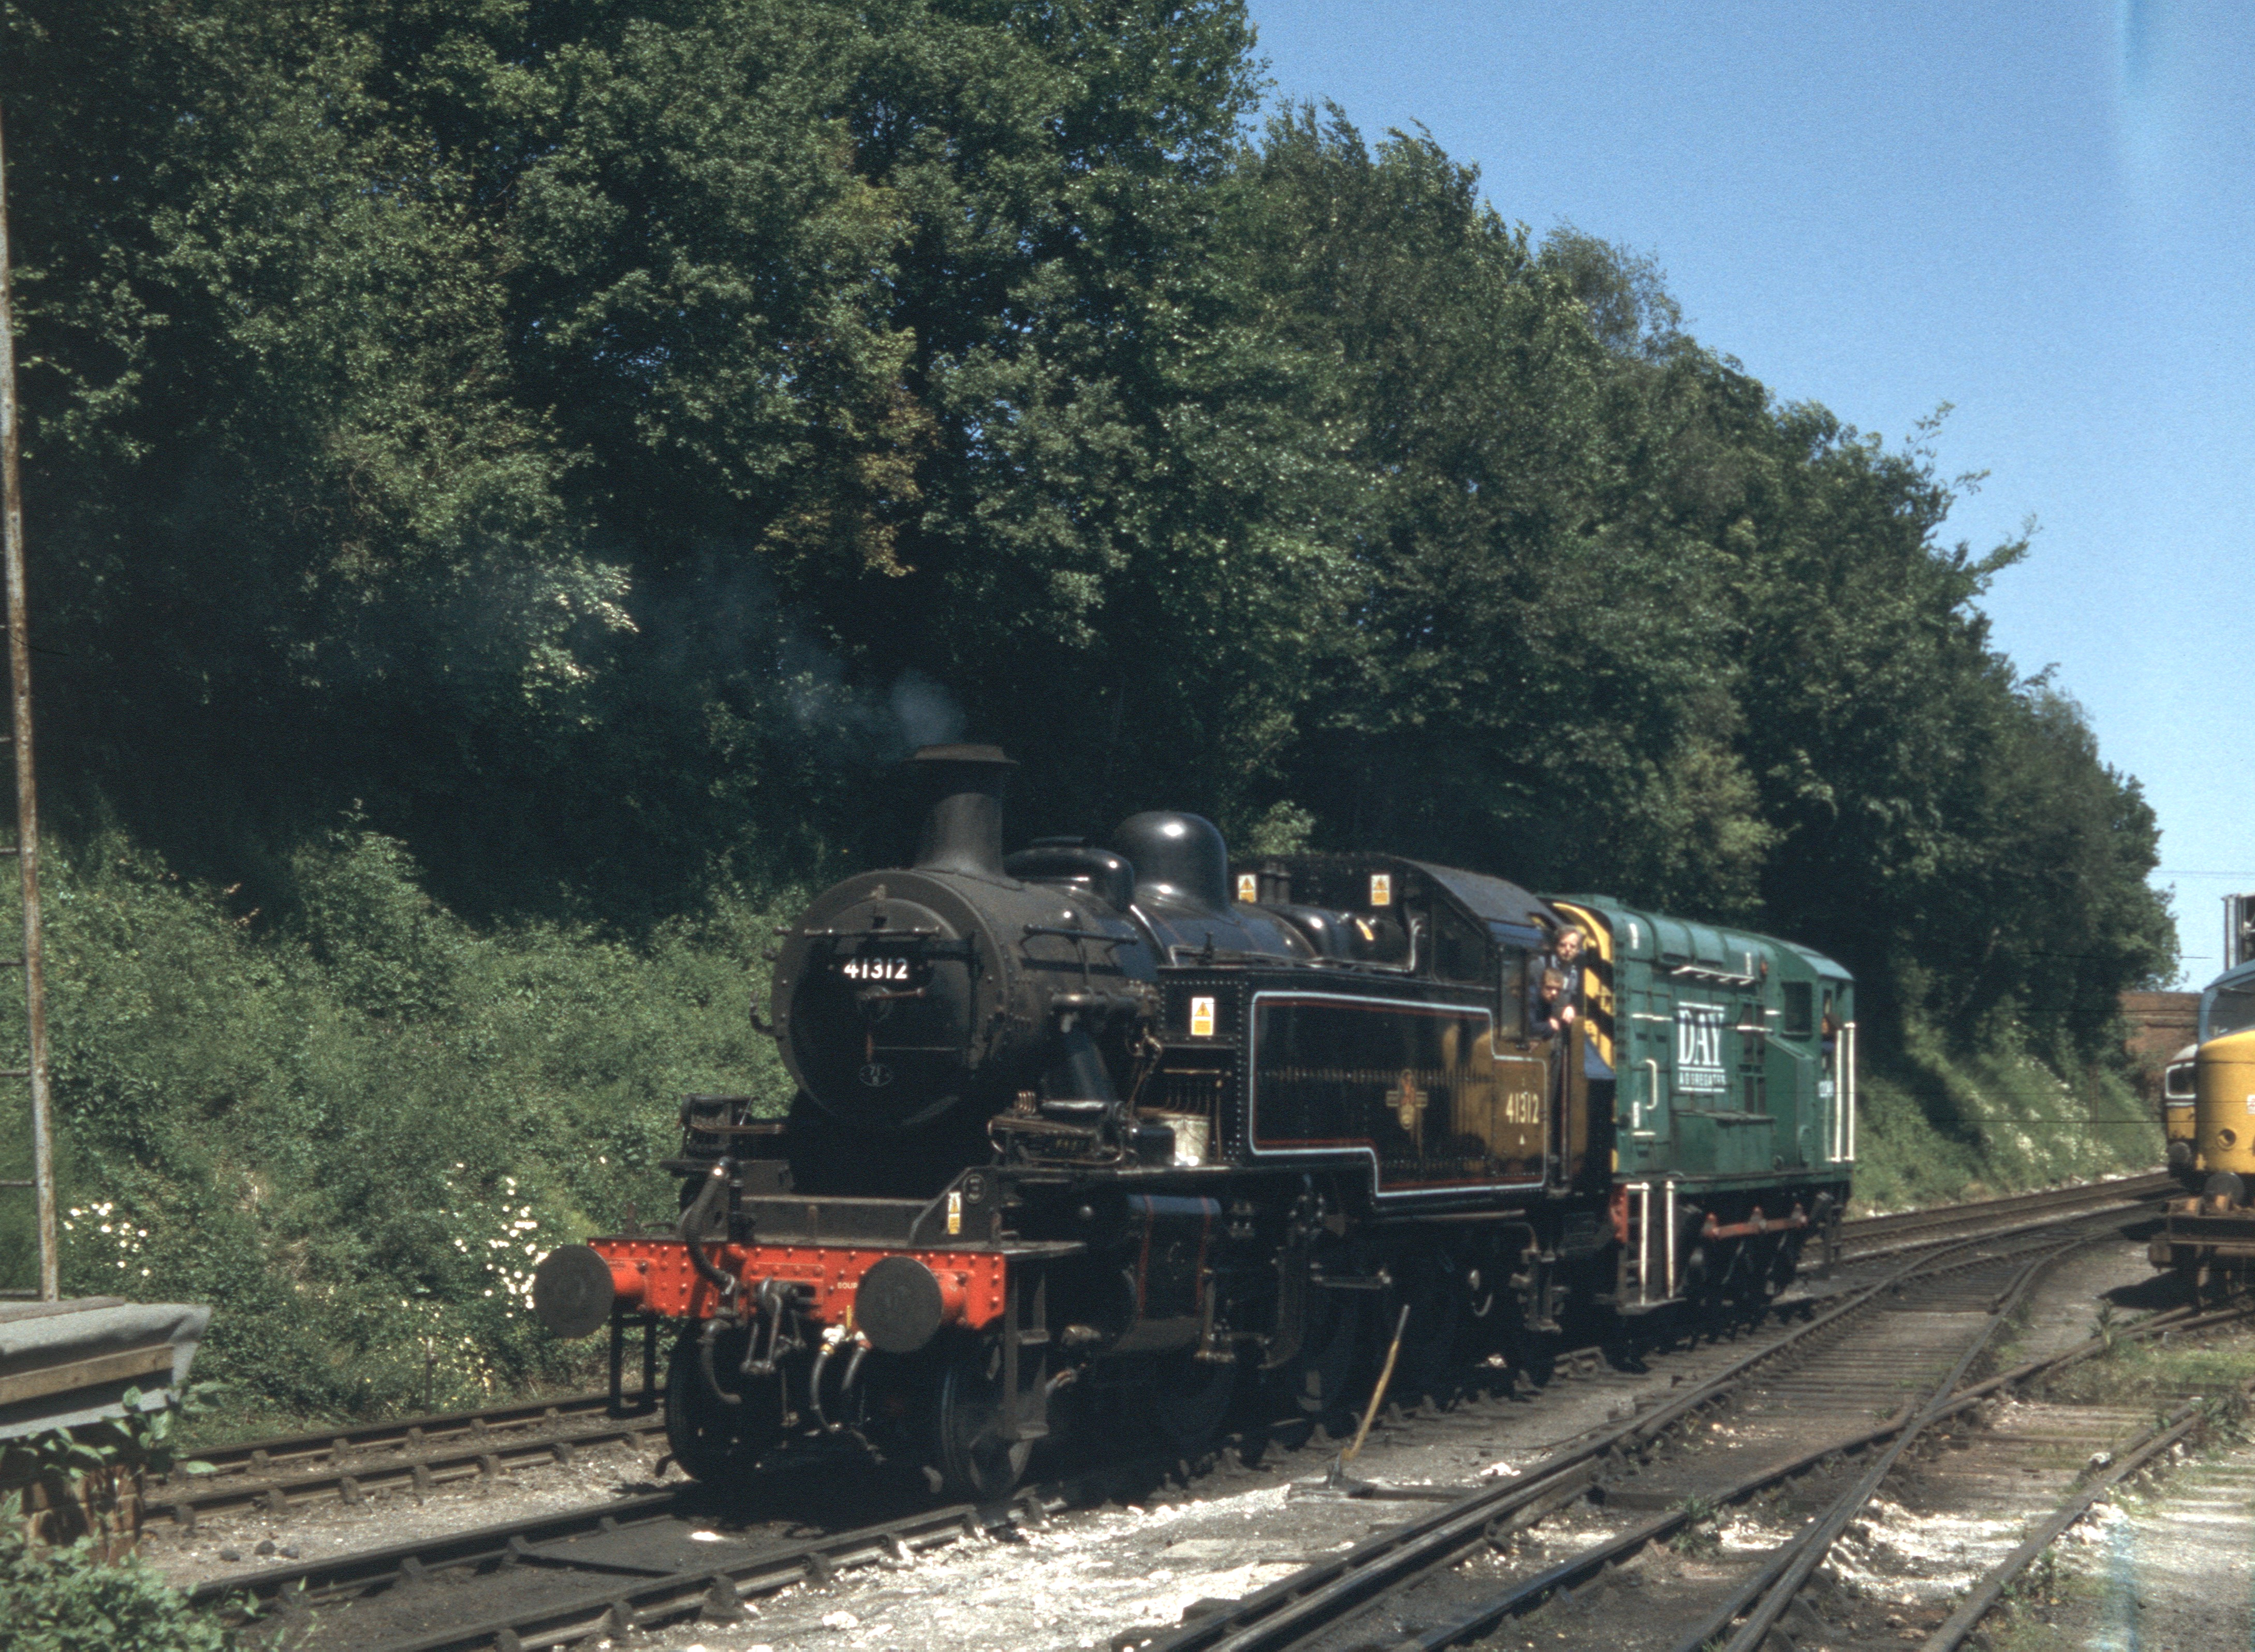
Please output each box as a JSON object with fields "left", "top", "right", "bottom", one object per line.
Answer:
{"left": 189, "top": 1187, "right": 2179, "bottom": 1652}
{"left": 1915, "top": 1334, "right": 2255, "bottom": 1652}
{"left": 162, "top": 1392, "right": 666, "bottom": 1528}
{"left": 1108, "top": 1206, "right": 2214, "bottom": 1652}
{"left": 1910, "top": 1396, "right": 2215, "bottom": 1652}
{"left": 1833, "top": 1169, "right": 2173, "bottom": 1262}
{"left": 167, "top": 1172, "right": 2179, "bottom": 1649}
{"left": 1108, "top": 1223, "right": 2103, "bottom": 1652}
{"left": 187, "top": 1477, "right": 1066, "bottom": 1652}
{"left": 162, "top": 1169, "right": 2171, "bottom": 1533}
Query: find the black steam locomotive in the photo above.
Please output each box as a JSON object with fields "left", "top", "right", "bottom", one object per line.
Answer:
{"left": 533, "top": 746, "right": 1856, "bottom": 1497}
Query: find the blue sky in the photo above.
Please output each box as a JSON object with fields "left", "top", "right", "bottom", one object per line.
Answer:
{"left": 1241, "top": 0, "right": 2253, "bottom": 984}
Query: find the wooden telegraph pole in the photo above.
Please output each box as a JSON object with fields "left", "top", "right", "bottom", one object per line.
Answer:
{"left": 0, "top": 106, "right": 58, "bottom": 1302}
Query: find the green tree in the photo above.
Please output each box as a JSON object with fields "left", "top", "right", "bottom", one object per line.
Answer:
{"left": 1228, "top": 113, "right": 1769, "bottom": 912}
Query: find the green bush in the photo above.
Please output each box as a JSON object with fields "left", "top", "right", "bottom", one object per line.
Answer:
{"left": 2, "top": 829, "right": 800, "bottom": 1430}
{"left": 0, "top": 1531, "right": 233, "bottom": 1652}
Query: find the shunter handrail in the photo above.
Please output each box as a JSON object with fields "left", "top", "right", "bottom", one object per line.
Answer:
{"left": 1826, "top": 1019, "right": 1856, "bottom": 1164}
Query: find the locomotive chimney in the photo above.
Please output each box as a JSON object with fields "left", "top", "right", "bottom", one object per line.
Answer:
{"left": 909, "top": 744, "right": 1016, "bottom": 879}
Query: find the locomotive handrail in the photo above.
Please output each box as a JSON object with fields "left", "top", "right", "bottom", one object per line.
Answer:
{"left": 1163, "top": 944, "right": 1305, "bottom": 966}
{"left": 1846, "top": 1020, "right": 1857, "bottom": 1158}
{"left": 1663, "top": 962, "right": 1759, "bottom": 985}
{"left": 1633, "top": 1058, "right": 1661, "bottom": 1136}
{"left": 987, "top": 1113, "right": 1101, "bottom": 1140}
{"left": 797, "top": 924, "right": 945, "bottom": 938}
{"left": 1047, "top": 991, "right": 1144, "bottom": 1016}
{"left": 1823, "top": 1019, "right": 1856, "bottom": 1161}
{"left": 1022, "top": 923, "right": 1133, "bottom": 946}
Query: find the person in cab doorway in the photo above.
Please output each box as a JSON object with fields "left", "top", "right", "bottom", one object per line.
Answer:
{"left": 1533, "top": 925, "right": 1587, "bottom": 1182}
{"left": 1533, "top": 926, "right": 1585, "bottom": 1041}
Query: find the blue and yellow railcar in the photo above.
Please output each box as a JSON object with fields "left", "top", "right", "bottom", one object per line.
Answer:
{"left": 2162, "top": 1041, "right": 2199, "bottom": 1187}
{"left": 2149, "top": 961, "right": 2255, "bottom": 1295}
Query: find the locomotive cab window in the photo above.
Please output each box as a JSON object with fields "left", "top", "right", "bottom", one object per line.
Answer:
{"left": 1432, "top": 903, "right": 1488, "bottom": 984}
{"left": 1495, "top": 948, "right": 1530, "bottom": 1041}
{"left": 1780, "top": 981, "right": 1813, "bottom": 1038}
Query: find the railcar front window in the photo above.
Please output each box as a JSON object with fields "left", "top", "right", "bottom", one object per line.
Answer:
{"left": 2207, "top": 981, "right": 2255, "bottom": 1042}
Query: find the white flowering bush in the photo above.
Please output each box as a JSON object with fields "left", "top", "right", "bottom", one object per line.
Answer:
{"left": 58, "top": 1202, "right": 154, "bottom": 1282}
{"left": 1852, "top": 1016, "right": 2160, "bottom": 1214}
{"left": 444, "top": 1171, "right": 552, "bottom": 1315}
{"left": 337, "top": 1168, "right": 578, "bottom": 1407}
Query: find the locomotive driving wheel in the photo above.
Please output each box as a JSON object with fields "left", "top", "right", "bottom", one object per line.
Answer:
{"left": 1272, "top": 1288, "right": 1360, "bottom": 1425}
{"left": 1141, "top": 1349, "right": 1237, "bottom": 1457}
{"left": 664, "top": 1325, "right": 781, "bottom": 1482}
{"left": 929, "top": 1331, "right": 1039, "bottom": 1501}
{"left": 1390, "top": 1244, "right": 1467, "bottom": 1400}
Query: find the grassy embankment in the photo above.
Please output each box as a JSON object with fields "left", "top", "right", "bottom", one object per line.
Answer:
{"left": 1851, "top": 1022, "right": 2160, "bottom": 1215}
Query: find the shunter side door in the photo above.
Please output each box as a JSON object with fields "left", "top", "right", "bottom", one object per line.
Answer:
{"left": 1769, "top": 972, "right": 1821, "bottom": 1170}
{"left": 1619, "top": 965, "right": 1673, "bottom": 1167}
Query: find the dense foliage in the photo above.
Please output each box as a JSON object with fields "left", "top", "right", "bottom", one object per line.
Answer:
{"left": 0, "top": 1529, "right": 233, "bottom": 1651}
{"left": 0, "top": 1, "right": 2175, "bottom": 1404}
{"left": 25, "top": 833, "right": 789, "bottom": 1416}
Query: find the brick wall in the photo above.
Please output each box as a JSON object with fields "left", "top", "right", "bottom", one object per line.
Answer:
{"left": 2122, "top": 989, "right": 2199, "bottom": 1099}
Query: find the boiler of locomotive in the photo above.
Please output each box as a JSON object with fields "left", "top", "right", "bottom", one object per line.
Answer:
{"left": 768, "top": 745, "right": 1159, "bottom": 1129}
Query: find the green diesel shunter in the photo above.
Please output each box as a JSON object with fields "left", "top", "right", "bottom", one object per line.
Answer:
{"left": 1547, "top": 894, "right": 1856, "bottom": 1311}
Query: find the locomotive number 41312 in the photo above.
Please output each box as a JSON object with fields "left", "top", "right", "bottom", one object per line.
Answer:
{"left": 839, "top": 956, "right": 915, "bottom": 982}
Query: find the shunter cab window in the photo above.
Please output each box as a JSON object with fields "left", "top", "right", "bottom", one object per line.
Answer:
{"left": 1780, "top": 981, "right": 1813, "bottom": 1039}
{"left": 2164, "top": 1062, "right": 2197, "bottom": 1102}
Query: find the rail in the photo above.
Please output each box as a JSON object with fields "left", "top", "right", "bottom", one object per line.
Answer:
{"left": 155, "top": 1168, "right": 2173, "bottom": 1527}
{"left": 1124, "top": 1194, "right": 2188, "bottom": 1652}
